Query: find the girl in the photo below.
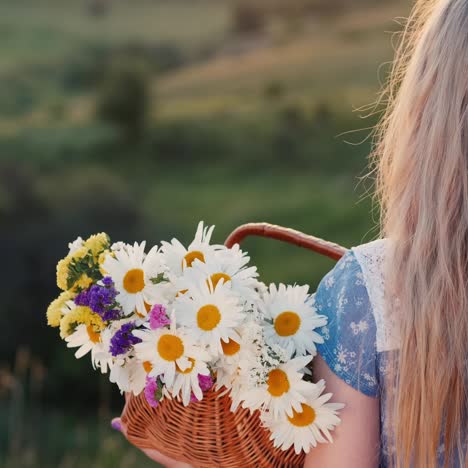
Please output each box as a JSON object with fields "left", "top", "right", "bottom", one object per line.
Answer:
{"left": 112, "top": 0, "right": 468, "bottom": 465}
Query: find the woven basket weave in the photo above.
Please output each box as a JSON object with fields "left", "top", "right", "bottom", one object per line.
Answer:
{"left": 121, "top": 223, "right": 347, "bottom": 467}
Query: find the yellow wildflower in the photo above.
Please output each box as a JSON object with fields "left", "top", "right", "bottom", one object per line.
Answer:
{"left": 56, "top": 257, "right": 71, "bottom": 291}
{"left": 72, "top": 274, "right": 93, "bottom": 292}
{"left": 59, "top": 306, "right": 105, "bottom": 339}
{"left": 71, "top": 246, "right": 89, "bottom": 261}
{"left": 85, "top": 233, "right": 109, "bottom": 258}
{"left": 98, "top": 249, "right": 111, "bottom": 275}
{"left": 46, "top": 290, "right": 75, "bottom": 327}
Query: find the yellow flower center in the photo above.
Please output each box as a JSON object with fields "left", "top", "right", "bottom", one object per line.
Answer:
{"left": 123, "top": 268, "right": 145, "bottom": 294}
{"left": 287, "top": 403, "right": 316, "bottom": 427}
{"left": 183, "top": 250, "right": 205, "bottom": 268}
{"left": 176, "top": 289, "right": 188, "bottom": 298}
{"left": 208, "top": 272, "right": 231, "bottom": 290}
{"left": 274, "top": 311, "right": 301, "bottom": 337}
{"left": 197, "top": 304, "right": 221, "bottom": 331}
{"left": 142, "top": 361, "right": 153, "bottom": 373}
{"left": 176, "top": 357, "right": 196, "bottom": 374}
{"left": 157, "top": 334, "right": 184, "bottom": 362}
{"left": 267, "top": 369, "right": 290, "bottom": 397}
{"left": 221, "top": 338, "right": 240, "bottom": 356}
{"left": 86, "top": 325, "right": 101, "bottom": 344}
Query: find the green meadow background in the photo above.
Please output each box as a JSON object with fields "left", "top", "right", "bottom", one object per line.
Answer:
{"left": 0, "top": 0, "right": 411, "bottom": 466}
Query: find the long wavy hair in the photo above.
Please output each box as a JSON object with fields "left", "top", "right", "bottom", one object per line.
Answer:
{"left": 370, "top": 0, "right": 468, "bottom": 466}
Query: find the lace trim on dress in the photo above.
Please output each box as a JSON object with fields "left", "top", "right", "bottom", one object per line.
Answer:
{"left": 351, "top": 239, "right": 400, "bottom": 352}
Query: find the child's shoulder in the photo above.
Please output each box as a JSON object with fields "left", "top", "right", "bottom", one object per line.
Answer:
{"left": 318, "top": 238, "right": 389, "bottom": 297}
{"left": 350, "top": 237, "right": 389, "bottom": 264}
{"left": 350, "top": 237, "right": 400, "bottom": 353}
{"left": 315, "top": 237, "right": 399, "bottom": 353}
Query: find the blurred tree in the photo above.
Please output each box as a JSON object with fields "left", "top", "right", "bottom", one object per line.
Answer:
{"left": 264, "top": 81, "right": 286, "bottom": 102}
{"left": 96, "top": 61, "right": 150, "bottom": 141}
{"left": 87, "top": 0, "right": 111, "bottom": 17}
{"left": 232, "top": 2, "right": 267, "bottom": 34}
{"left": 312, "top": 101, "right": 332, "bottom": 128}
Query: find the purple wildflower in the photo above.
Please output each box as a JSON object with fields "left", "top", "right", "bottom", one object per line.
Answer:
{"left": 149, "top": 304, "right": 171, "bottom": 330}
{"left": 74, "top": 289, "right": 90, "bottom": 306}
{"left": 100, "top": 308, "right": 121, "bottom": 322}
{"left": 88, "top": 282, "right": 117, "bottom": 313}
{"left": 144, "top": 375, "right": 162, "bottom": 408}
{"left": 74, "top": 277, "right": 122, "bottom": 322}
{"left": 102, "top": 276, "right": 113, "bottom": 287}
{"left": 109, "top": 322, "right": 142, "bottom": 357}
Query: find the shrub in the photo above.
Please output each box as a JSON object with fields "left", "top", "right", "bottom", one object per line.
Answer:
{"left": 95, "top": 61, "right": 151, "bottom": 141}
{"left": 264, "top": 81, "right": 286, "bottom": 101}
{"left": 87, "top": 0, "right": 111, "bottom": 17}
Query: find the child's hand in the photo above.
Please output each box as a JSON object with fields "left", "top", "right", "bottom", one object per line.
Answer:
{"left": 111, "top": 416, "right": 192, "bottom": 468}
{"left": 111, "top": 392, "right": 192, "bottom": 468}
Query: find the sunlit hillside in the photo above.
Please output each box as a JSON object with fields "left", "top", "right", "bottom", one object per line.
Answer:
{"left": 0, "top": 0, "right": 410, "bottom": 130}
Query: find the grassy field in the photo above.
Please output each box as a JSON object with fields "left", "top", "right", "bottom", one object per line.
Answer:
{"left": 156, "top": 2, "right": 407, "bottom": 117}
{"left": 0, "top": 0, "right": 230, "bottom": 66}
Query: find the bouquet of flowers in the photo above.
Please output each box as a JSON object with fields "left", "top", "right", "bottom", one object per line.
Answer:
{"left": 47, "top": 222, "right": 344, "bottom": 456}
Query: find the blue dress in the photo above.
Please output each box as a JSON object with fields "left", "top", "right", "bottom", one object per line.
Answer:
{"left": 312, "top": 245, "right": 465, "bottom": 467}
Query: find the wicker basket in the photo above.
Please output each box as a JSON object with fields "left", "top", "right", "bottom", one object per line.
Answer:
{"left": 121, "top": 223, "right": 347, "bottom": 467}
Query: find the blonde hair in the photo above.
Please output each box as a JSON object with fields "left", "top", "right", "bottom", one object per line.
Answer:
{"left": 370, "top": 0, "right": 468, "bottom": 466}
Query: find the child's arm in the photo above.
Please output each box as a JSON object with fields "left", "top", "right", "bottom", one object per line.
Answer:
{"left": 303, "top": 354, "right": 380, "bottom": 468}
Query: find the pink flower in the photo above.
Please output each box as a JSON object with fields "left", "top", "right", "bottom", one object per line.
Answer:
{"left": 149, "top": 304, "right": 170, "bottom": 330}
{"left": 198, "top": 373, "right": 214, "bottom": 392}
{"left": 189, "top": 374, "right": 214, "bottom": 403}
{"left": 144, "top": 375, "right": 161, "bottom": 408}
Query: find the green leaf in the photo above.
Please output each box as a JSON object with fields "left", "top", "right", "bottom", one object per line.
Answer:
{"left": 150, "top": 273, "right": 168, "bottom": 285}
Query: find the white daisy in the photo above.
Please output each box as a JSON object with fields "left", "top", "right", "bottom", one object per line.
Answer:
{"left": 109, "top": 356, "right": 148, "bottom": 395}
{"left": 110, "top": 241, "right": 127, "bottom": 253}
{"left": 102, "top": 242, "right": 166, "bottom": 316}
{"left": 214, "top": 323, "right": 261, "bottom": 378}
{"left": 179, "top": 243, "right": 259, "bottom": 302}
{"left": 160, "top": 222, "right": 222, "bottom": 278}
{"left": 132, "top": 324, "right": 202, "bottom": 388}
{"left": 261, "top": 379, "right": 344, "bottom": 454}
{"left": 216, "top": 363, "right": 249, "bottom": 412}
{"left": 241, "top": 355, "right": 315, "bottom": 419}
{"left": 171, "top": 347, "right": 212, "bottom": 406}
{"left": 174, "top": 278, "right": 245, "bottom": 357}
{"left": 213, "top": 323, "right": 260, "bottom": 410}
{"left": 261, "top": 284, "right": 327, "bottom": 358}
{"left": 65, "top": 324, "right": 111, "bottom": 371}
{"left": 91, "top": 328, "right": 114, "bottom": 373}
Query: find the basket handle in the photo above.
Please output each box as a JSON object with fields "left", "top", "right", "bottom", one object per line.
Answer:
{"left": 224, "top": 222, "right": 347, "bottom": 261}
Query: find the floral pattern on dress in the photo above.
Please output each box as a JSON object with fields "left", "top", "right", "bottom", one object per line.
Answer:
{"left": 313, "top": 249, "right": 379, "bottom": 398}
